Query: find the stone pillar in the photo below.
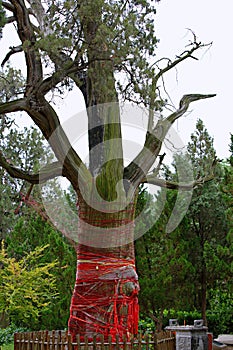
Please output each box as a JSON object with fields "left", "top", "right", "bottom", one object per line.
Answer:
{"left": 166, "top": 319, "right": 209, "bottom": 350}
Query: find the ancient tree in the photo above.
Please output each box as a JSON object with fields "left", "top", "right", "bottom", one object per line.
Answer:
{"left": 0, "top": 0, "right": 215, "bottom": 340}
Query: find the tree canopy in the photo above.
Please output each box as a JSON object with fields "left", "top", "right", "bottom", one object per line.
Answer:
{"left": 0, "top": 0, "right": 215, "bottom": 198}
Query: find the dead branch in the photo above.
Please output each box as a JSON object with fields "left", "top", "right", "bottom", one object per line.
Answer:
{"left": 167, "top": 93, "right": 216, "bottom": 125}
{"left": 150, "top": 153, "right": 166, "bottom": 177}
{"left": 153, "top": 41, "right": 212, "bottom": 85}
{"left": 144, "top": 155, "right": 217, "bottom": 190}
{"left": 125, "top": 93, "right": 216, "bottom": 187}
{"left": 143, "top": 173, "right": 215, "bottom": 190}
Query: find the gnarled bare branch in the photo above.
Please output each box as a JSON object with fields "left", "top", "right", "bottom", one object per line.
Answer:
{"left": 142, "top": 173, "right": 215, "bottom": 190}
{"left": 1, "top": 45, "right": 23, "bottom": 67}
{"left": 124, "top": 93, "right": 216, "bottom": 187}
{"left": 153, "top": 41, "right": 212, "bottom": 85}
{"left": 0, "top": 150, "right": 63, "bottom": 184}
{"left": 149, "top": 153, "right": 166, "bottom": 177}
{"left": 0, "top": 98, "right": 27, "bottom": 114}
{"left": 167, "top": 93, "right": 216, "bottom": 125}
{"left": 2, "top": 1, "right": 15, "bottom": 12}
{"left": 10, "top": 0, "right": 43, "bottom": 95}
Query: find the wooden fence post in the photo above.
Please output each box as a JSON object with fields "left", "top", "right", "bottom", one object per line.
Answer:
{"left": 84, "top": 335, "right": 89, "bottom": 350}
{"left": 99, "top": 334, "right": 104, "bottom": 350}
{"left": 14, "top": 333, "right": 18, "bottom": 350}
{"left": 93, "top": 334, "right": 97, "bottom": 350}
{"left": 108, "top": 334, "right": 112, "bottom": 350}
{"left": 116, "top": 334, "right": 119, "bottom": 349}
{"left": 153, "top": 332, "right": 158, "bottom": 350}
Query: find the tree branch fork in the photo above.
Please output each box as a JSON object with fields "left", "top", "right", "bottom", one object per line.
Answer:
{"left": 0, "top": 0, "right": 216, "bottom": 192}
{"left": 0, "top": 92, "right": 216, "bottom": 191}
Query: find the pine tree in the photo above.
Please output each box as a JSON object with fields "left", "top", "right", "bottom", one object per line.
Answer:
{"left": 187, "top": 119, "right": 229, "bottom": 326}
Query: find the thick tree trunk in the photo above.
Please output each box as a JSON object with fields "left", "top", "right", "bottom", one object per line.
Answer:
{"left": 68, "top": 195, "right": 139, "bottom": 341}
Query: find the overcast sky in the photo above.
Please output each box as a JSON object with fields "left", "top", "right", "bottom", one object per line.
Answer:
{"left": 154, "top": 0, "right": 233, "bottom": 159}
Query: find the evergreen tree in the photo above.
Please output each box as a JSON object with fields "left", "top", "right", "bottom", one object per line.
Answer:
{"left": 0, "top": 123, "right": 54, "bottom": 239}
{"left": 186, "top": 119, "right": 229, "bottom": 326}
{"left": 0, "top": 0, "right": 215, "bottom": 338}
{"left": 0, "top": 65, "right": 54, "bottom": 239}
{"left": 135, "top": 165, "right": 195, "bottom": 329}
{"left": 229, "top": 134, "right": 233, "bottom": 166}
{"left": 209, "top": 134, "right": 233, "bottom": 334}
{"left": 136, "top": 129, "right": 232, "bottom": 331}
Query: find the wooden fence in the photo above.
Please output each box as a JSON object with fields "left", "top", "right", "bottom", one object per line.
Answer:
{"left": 14, "top": 330, "right": 175, "bottom": 350}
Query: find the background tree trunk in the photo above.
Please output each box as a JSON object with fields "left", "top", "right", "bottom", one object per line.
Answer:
{"left": 201, "top": 266, "right": 207, "bottom": 326}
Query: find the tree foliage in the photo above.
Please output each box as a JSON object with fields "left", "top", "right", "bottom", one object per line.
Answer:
{"left": 222, "top": 135, "right": 233, "bottom": 242}
{"left": 136, "top": 122, "right": 232, "bottom": 333}
{"left": 0, "top": 125, "right": 48, "bottom": 239}
{"left": 0, "top": 64, "right": 54, "bottom": 239}
{"left": 0, "top": 0, "right": 215, "bottom": 193}
{"left": 5, "top": 214, "right": 76, "bottom": 330}
{"left": 186, "top": 120, "right": 230, "bottom": 325}
{"left": 135, "top": 186, "right": 195, "bottom": 329}
{"left": 0, "top": 242, "right": 58, "bottom": 328}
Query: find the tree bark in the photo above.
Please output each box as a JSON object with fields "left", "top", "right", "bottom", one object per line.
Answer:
{"left": 201, "top": 265, "right": 208, "bottom": 326}
{"left": 68, "top": 194, "right": 139, "bottom": 341}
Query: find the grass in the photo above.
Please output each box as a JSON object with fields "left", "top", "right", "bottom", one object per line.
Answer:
{"left": 1, "top": 343, "right": 14, "bottom": 350}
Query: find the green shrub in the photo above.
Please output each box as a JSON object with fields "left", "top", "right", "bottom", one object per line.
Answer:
{"left": 138, "top": 317, "right": 156, "bottom": 334}
{"left": 0, "top": 325, "right": 27, "bottom": 346}
{"left": 143, "top": 306, "right": 233, "bottom": 336}
{"left": 163, "top": 309, "right": 202, "bottom": 327}
{"left": 206, "top": 288, "right": 233, "bottom": 337}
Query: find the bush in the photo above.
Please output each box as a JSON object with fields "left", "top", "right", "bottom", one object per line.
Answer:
{"left": 206, "top": 288, "right": 233, "bottom": 337}
{"left": 0, "top": 325, "right": 27, "bottom": 346}
{"left": 138, "top": 317, "right": 156, "bottom": 334}
{"left": 144, "top": 306, "right": 233, "bottom": 337}
{"left": 0, "top": 242, "right": 58, "bottom": 329}
{"left": 163, "top": 309, "right": 202, "bottom": 327}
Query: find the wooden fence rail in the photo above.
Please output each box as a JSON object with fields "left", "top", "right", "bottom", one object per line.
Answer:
{"left": 14, "top": 331, "right": 175, "bottom": 350}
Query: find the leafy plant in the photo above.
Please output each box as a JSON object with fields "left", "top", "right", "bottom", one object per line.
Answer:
{"left": 0, "top": 242, "right": 58, "bottom": 328}
{"left": 6, "top": 215, "right": 76, "bottom": 330}
{"left": 207, "top": 287, "right": 233, "bottom": 336}
{"left": 0, "top": 325, "right": 27, "bottom": 346}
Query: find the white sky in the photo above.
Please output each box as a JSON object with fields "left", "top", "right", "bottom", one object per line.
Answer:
{"left": 154, "top": 0, "right": 233, "bottom": 159}
{"left": 1, "top": 1, "right": 232, "bottom": 160}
